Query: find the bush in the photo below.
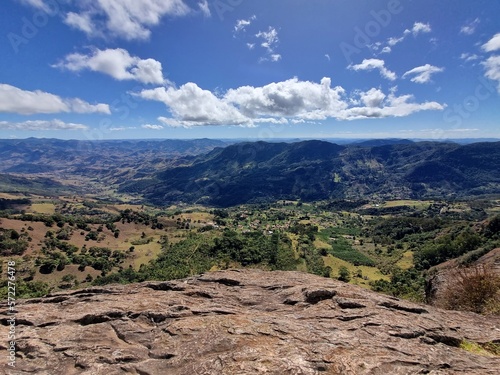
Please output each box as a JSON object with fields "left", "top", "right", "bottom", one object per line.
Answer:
{"left": 439, "top": 265, "right": 500, "bottom": 315}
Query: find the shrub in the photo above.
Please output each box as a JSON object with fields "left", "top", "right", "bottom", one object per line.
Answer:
{"left": 439, "top": 265, "right": 500, "bottom": 315}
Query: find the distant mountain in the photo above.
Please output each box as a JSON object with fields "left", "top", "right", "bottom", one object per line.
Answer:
{"left": 120, "top": 140, "right": 500, "bottom": 207}
{"left": 0, "top": 138, "right": 229, "bottom": 186}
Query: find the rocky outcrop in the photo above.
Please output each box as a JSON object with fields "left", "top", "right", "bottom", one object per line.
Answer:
{"left": 1, "top": 269, "right": 500, "bottom": 374}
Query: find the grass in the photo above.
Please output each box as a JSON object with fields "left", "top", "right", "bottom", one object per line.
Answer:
{"left": 460, "top": 340, "right": 500, "bottom": 357}
{"left": 323, "top": 255, "right": 389, "bottom": 288}
{"left": 29, "top": 203, "right": 56, "bottom": 214}
{"left": 396, "top": 251, "right": 414, "bottom": 269}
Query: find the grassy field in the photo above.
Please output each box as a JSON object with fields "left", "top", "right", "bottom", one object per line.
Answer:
{"left": 323, "top": 254, "right": 389, "bottom": 288}
{"left": 28, "top": 202, "right": 56, "bottom": 214}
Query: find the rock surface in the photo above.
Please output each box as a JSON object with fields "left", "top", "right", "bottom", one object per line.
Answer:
{"left": 1, "top": 269, "right": 500, "bottom": 374}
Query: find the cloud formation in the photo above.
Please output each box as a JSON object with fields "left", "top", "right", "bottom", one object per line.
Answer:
{"left": 460, "top": 18, "right": 480, "bottom": 35}
{"left": 0, "top": 84, "right": 110, "bottom": 115}
{"left": 61, "top": 0, "right": 191, "bottom": 40}
{"left": 137, "top": 77, "right": 445, "bottom": 127}
{"left": 0, "top": 119, "right": 88, "bottom": 131}
{"left": 482, "top": 33, "right": 500, "bottom": 52}
{"left": 53, "top": 48, "right": 165, "bottom": 85}
{"left": 482, "top": 56, "right": 500, "bottom": 93}
{"left": 142, "top": 124, "right": 164, "bottom": 130}
{"left": 348, "top": 59, "right": 397, "bottom": 81}
{"left": 403, "top": 64, "right": 444, "bottom": 84}
{"left": 234, "top": 15, "right": 256, "bottom": 33}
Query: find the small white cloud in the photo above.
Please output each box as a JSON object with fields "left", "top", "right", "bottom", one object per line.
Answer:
{"left": 412, "top": 22, "right": 431, "bottom": 35}
{"left": 460, "top": 53, "right": 480, "bottom": 62}
{"left": 380, "top": 46, "right": 391, "bottom": 54}
{"left": 0, "top": 84, "right": 110, "bottom": 115}
{"left": 482, "top": 55, "right": 500, "bottom": 93}
{"left": 402, "top": 64, "right": 444, "bottom": 84}
{"left": 234, "top": 15, "right": 256, "bottom": 33}
{"left": 141, "top": 124, "right": 164, "bottom": 130}
{"left": 256, "top": 27, "right": 279, "bottom": 52}
{"left": 198, "top": 0, "right": 211, "bottom": 17}
{"left": 64, "top": 12, "right": 95, "bottom": 35}
{"left": 0, "top": 119, "right": 88, "bottom": 131}
{"left": 460, "top": 18, "right": 480, "bottom": 35}
{"left": 387, "top": 36, "right": 405, "bottom": 47}
{"left": 482, "top": 33, "right": 500, "bottom": 52}
{"left": 325, "top": 54, "right": 331, "bottom": 61}
{"left": 247, "top": 43, "right": 255, "bottom": 50}
{"left": 348, "top": 59, "right": 397, "bottom": 81}
{"left": 53, "top": 48, "right": 165, "bottom": 85}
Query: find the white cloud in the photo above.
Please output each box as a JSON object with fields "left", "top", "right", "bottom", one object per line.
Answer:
{"left": 412, "top": 22, "right": 431, "bottom": 35}
{"left": 247, "top": 43, "right": 255, "bottom": 50}
{"left": 141, "top": 124, "right": 164, "bottom": 130}
{"left": 482, "top": 33, "right": 500, "bottom": 52}
{"left": 384, "top": 22, "right": 431, "bottom": 51}
{"left": 348, "top": 59, "right": 397, "bottom": 81}
{"left": 460, "top": 53, "right": 480, "bottom": 62}
{"left": 402, "top": 64, "right": 444, "bottom": 84}
{"left": 460, "top": 18, "right": 480, "bottom": 35}
{"left": 0, "top": 119, "right": 88, "bottom": 131}
{"left": 198, "top": 0, "right": 211, "bottom": 17}
{"left": 53, "top": 48, "right": 165, "bottom": 85}
{"left": 380, "top": 46, "right": 391, "bottom": 54}
{"left": 136, "top": 77, "right": 444, "bottom": 127}
{"left": 19, "top": 0, "right": 51, "bottom": 12}
{"left": 0, "top": 84, "right": 110, "bottom": 115}
{"left": 64, "top": 12, "right": 95, "bottom": 35}
{"left": 325, "top": 54, "right": 331, "bottom": 61}
{"left": 482, "top": 55, "right": 500, "bottom": 93}
{"left": 234, "top": 15, "right": 256, "bottom": 33}
{"left": 62, "top": 0, "right": 191, "bottom": 40}
{"left": 256, "top": 27, "right": 279, "bottom": 52}
{"left": 359, "top": 88, "right": 386, "bottom": 108}
{"left": 140, "top": 83, "right": 251, "bottom": 127}
{"left": 387, "top": 35, "right": 406, "bottom": 47}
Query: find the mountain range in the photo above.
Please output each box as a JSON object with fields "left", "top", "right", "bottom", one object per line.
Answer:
{"left": 120, "top": 140, "right": 500, "bottom": 207}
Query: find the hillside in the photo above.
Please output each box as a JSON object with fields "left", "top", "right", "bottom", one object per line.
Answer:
{"left": 2, "top": 269, "right": 499, "bottom": 374}
{"left": 120, "top": 140, "right": 500, "bottom": 207}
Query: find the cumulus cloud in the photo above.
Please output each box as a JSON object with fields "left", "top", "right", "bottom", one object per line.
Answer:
{"left": 482, "top": 55, "right": 500, "bottom": 93}
{"left": 348, "top": 59, "right": 397, "bottom": 81}
{"left": 136, "top": 77, "right": 444, "bottom": 127}
{"left": 402, "top": 64, "right": 444, "bottom": 83}
{"left": 53, "top": 48, "right": 165, "bottom": 85}
{"left": 61, "top": 0, "right": 191, "bottom": 40}
{"left": 460, "top": 18, "right": 480, "bottom": 35}
{"left": 0, "top": 119, "right": 88, "bottom": 131}
{"left": 482, "top": 33, "right": 500, "bottom": 52}
{"left": 140, "top": 83, "right": 251, "bottom": 127}
{"left": 412, "top": 22, "right": 431, "bottom": 35}
{"left": 0, "top": 84, "right": 110, "bottom": 115}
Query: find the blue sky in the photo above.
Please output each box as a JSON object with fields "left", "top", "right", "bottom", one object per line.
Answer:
{"left": 0, "top": 0, "right": 499, "bottom": 140}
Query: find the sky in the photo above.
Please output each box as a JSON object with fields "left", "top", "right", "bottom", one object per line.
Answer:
{"left": 0, "top": 0, "right": 499, "bottom": 141}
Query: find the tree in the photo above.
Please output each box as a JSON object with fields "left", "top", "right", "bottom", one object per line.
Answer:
{"left": 338, "top": 266, "right": 351, "bottom": 282}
